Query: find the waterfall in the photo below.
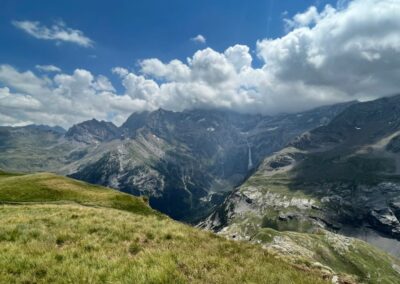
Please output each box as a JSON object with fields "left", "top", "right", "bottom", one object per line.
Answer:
{"left": 247, "top": 143, "right": 253, "bottom": 170}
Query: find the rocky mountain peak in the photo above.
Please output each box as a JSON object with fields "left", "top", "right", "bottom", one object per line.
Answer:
{"left": 65, "top": 118, "right": 120, "bottom": 144}
{"left": 121, "top": 111, "right": 150, "bottom": 134}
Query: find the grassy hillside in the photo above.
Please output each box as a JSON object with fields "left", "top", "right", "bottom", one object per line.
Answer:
{"left": 0, "top": 171, "right": 156, "bottom": 216}
{"left": 0, "top": 172, "right": 327, "bottom": 283}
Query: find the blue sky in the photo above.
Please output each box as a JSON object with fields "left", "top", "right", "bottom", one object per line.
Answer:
{"left": 1, "top": 0, "right": 399, "bottom": 127}
{"left": 0, "top": 0, "right": 336, "bottom": 79}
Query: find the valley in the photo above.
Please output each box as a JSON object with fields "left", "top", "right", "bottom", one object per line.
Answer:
{"left": 3, "top": 97, "right": 400, "bottom": 282}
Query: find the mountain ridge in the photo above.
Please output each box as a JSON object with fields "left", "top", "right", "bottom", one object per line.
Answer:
{"left": 0, "top": 102, "right": 353, "bottom": 221}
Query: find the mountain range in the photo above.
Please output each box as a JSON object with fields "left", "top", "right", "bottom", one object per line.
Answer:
{"left": 0, "top": 102, "right": 352, "bottom": 222}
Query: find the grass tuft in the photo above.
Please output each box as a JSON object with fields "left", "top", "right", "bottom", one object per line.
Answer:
{"left": 128, "top": 242, "right": 142, "bottom": 255}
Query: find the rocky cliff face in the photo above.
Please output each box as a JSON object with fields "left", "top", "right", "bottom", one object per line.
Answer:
{"left": 201, "top": 95, "right": 400, "bottom": 256}
{"left": 70, "top": 104, "right": 352, "bottom": 221}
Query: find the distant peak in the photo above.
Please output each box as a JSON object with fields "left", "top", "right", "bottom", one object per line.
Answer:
{"left": 65, "top": 118, "right": 119, "bottom": 144}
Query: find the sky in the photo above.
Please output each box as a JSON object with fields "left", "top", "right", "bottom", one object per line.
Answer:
{"left": 1, "top": 0, "right": 400, "bottom": 128}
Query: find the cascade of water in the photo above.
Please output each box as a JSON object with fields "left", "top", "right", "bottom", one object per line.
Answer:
{"left": 247, "top": 142, "right": 253, "bottom": 170}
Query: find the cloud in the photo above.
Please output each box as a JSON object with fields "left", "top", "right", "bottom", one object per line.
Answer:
{"left": 284, "top": 6, "right": 321, "bottom": 29}
{"left": 35, "top": 65, "right": 62, "bottom": 73}
{"left": 2, "top": 0, "right": 400, "bottom": 127}
{"left": 117, "top": 0, "right": 400, "bottom": 114}
{"left": 13, "top": 20, "right": 94, "bottom": 47}
{"left": 189, "top": 48, "right": 236, "bottom": 86}
{"left": 0, "top": 87, "right": 41, "bottom": 110}
{"left": 0, "top": 65, "right": 134, "bottom": 127}
{"left": 258, "top": 0, "right": 400, "bottom": 101}
{"left": 224, "top": 45, "right": 253, "bottom": 72}
{"left": 191, "top": 34, "right": 206, "bottom": 44}
{"left": 0, "top": 65, "right": 51, "bottom": 95}
{"left": 140, "top": 59, "right": 190, "bottom": 81}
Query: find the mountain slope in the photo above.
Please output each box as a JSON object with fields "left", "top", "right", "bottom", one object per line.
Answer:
{"left": 201, "top": 95, "right": 400, "bottom": 281}
{"left": 0, "top": 125, "right": 73, "bottom": 172}
{"left": 0, "top": 103, "right": 354, "bottom": 222}
{"left": 0, "top": 171, "right": 329, "bottom": 283}
{"left": 65, "top": 119, "right": 120, "bottom": 144}
{"left": 277, "top": 95, "right": 400, "bottom": 239}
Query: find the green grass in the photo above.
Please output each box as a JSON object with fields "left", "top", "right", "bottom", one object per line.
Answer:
{"left": 0, "top": 172, "right": 155, "bottom": 216}
{"left": 0, "top": 170, "right": 23, "bottom": 177}
{"left": 0, "top": 172, "right": 328, "bottom": 284}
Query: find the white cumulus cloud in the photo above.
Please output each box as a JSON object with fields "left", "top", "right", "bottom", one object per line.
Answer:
{"left": 258, "top": 0, "right": 400, "bottom": 102}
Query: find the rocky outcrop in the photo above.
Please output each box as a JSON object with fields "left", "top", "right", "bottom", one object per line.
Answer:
{"left": 368, "top": 208, "right": 400, "bottom": 238}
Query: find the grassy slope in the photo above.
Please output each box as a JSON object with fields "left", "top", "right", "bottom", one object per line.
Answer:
{"left": 0, "top": 172, "right": 156, "bottom": 216}
{"left": 0, "top": 172, "right": 327, "bottom": 284}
